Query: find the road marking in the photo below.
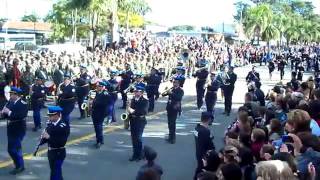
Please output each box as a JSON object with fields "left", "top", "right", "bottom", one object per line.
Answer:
{"left": 0, "top": 101, "right": 195, "bottom": 168}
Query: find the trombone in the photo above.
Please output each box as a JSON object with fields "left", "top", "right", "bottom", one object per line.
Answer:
{"left": 123, "top": 82, "right": 137, "bottom": 94}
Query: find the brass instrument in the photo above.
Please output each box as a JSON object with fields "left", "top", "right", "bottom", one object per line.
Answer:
{"left": 161, "top": 86, "right": 173, "bottom": 96}
{"left": 222, "top": 72, "right": 231, "bottom": 86}
{"left": 81, "top": 90, "right": 96, "bottom": 117}
{"left": 122, "top": 100, "right": 132, "bottom": 129}
{"left": 123, "top": 82, "right": 137, "bottom": 94}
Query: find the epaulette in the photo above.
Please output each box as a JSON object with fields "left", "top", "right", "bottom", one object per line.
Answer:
{"left": 59, "top": 122, "right": 66, "bottom": 127}
{"left": 21, "top": 100, "right": 27, "bottom": 104}
{"left": 103, "top": 91, "right": 109, "bottom": 95}
{"left": 72, "top": 88, "right": 76, "bottom": 92}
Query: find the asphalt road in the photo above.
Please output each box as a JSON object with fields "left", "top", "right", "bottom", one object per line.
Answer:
{"left": 0, "top": 64, "right": 313, "bottom": 180}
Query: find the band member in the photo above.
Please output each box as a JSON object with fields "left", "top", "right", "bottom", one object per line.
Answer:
{"left": 75, "top": 65, "right": 91, "bottom": 119}
{"left": 106, "top": 70, "right": 119, "bottom": 123}
{"left": 268, "top": 60, "right": 275, "bottom": 80}
{"left": 31, "top": 77, "right": 47, "bottom": 131}
{"left": 52, "top": 63, "right": 64, "bottom": 94}
{"left": 193, "top": 62, "right": 209, "bottom": 109}
{"left": 278, "top": 58, "right": 286, "bottom": 80}
{"left": 297, "top": 63, "right": 304, "bottom": 81}
{"left": 35, "top": 62, "right": 48, "bottom": 80}
{"left": 38, "top": 106, "right": 70, "bottom": 180}
{"left": 245, "top": 66, "right": 260, "bottom": 83}
{"left": 223, "top": 67, "right": 237, "bottom": 116}
{"left": 193, "top": 112, "right": 215, "bottom": 179}
{"left": 119, "top": 64, "right": 134, "bottom": 109}
{"left": 128, "top": 84, "right": 149, "bottom": 161}
{"left": 205, "top": 72, "right": 220, "bottom": 120}
{"left": 91, "top": 81, "right": 112, "bottom": 148}
{"left": 1, "top": 87, "right": 28, "bottom": 175}
{"left": 57, "top": 75, "right": 76, "bottom": 124}
{"left": 145, "top": 68, "right": 162, "bottom": 112}
{"left": 163, "top": 77, "right": 184, "bottom": 144}
{"left": 134, "top": 73, "right": 146, "bottom": 87}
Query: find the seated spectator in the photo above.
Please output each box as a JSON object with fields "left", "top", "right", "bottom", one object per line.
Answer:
{"left": 255, "top": 160, "right": 298, "bottom": 180}
{"left": 216, "top": 163, "right": 242, "bottom": 180}
{"left": 251, "top": 128, "right": 266, "bottom": 161}
{"left": 136, "top": 146, "right": 163, "bottom": 180}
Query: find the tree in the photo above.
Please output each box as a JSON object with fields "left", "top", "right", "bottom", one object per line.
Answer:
{"left": 234, "top": 1, "right": 251, "bottom": 23}
{"left": 118, "top": 0, "right": 151, "bottom": 30}
{"left": 21, "top": 14, "right": 39, "bottom": 22}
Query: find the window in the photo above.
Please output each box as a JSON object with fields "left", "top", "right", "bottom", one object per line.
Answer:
{"left": 9, "top": 37, "right": 34, "bottom": 42}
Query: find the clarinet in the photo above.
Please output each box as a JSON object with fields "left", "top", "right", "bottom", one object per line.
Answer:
{"left": 33, "top": 127, "right": 48, "bottom": 156}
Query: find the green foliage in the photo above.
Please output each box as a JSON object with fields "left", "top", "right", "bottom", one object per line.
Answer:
{"left": 21, "top": 13, "right": 39, "bottom": 22}
{"left": 241, "top": 0, "right": 320, "bottom": 45}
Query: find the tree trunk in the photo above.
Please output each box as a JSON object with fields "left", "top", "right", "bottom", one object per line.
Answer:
{"left": 110, "top": 0, "right": 119, "bottom": 43}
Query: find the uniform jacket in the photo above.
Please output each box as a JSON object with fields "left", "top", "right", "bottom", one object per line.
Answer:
{"left": 166, "top": 87, "right": 184, "bottom": 112}
{"left": 5, "top": 99, "right": 28, "bottom": 136}
{"left": 92, "top": 90, "right": 111, "bottom": 119}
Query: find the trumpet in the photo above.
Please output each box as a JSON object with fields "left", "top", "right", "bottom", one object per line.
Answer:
{"left": 161, "top": 86, "right": 173, "bottom": 96}
{"left": 123, "top": 82, "right": 137, "bottom": 94}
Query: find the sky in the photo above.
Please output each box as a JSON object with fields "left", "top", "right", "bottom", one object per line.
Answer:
{"left": 0, "top": 0, "right": 319, "bottom": 27}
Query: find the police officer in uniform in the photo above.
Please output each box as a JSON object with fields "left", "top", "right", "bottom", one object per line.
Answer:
{"left": 91, "top": 81, "right": 112, "bottom": 148}
{"left": 205, "top": 72, "right": 220, "bottom": 121}
{"left": 31, "top": 77, "right": 47, "bottom": 131}
{"left": 163, "top": 77, "right": 184, "bottom": 144}
{"left": 145, "top": 68, "right": 162, "bottom": 112}
{"left": 128, "top": 84, "right": 149, "bottom": 161}
{"left": 194, "top": 112, "right": 215, "bottom": 179}
{"left": 37, "top": 106, "right": 70, "bottom": 180}
{"left": 119, "top": 64, "right": 134, "bottom": 109}
{"left": 193, "top": 62, "right": 209, "bottom": 109}
{"left": 75, "top": 66, "right": 91, "bottom": 119}
{"left": 106, "top": 70, "right": 119, "bottom": 123}
{"left": 57, "top": 75, "right": 76, "bottom": 124}
{"left": 223, "top": 67, "right": 237, "bottom": 116}
{"left": 1, "top": 87, "right": 28, "bottom": 175}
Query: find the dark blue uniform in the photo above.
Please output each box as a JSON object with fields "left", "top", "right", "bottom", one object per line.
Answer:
{"left": 164, "top": 87, "right": 184, "bottom": 143}
{"left": 91, "top": 90, "right": 111, "bottom": 145}
{"left": 75, "top": 73, "right": 90, "bottom": 118}
{"left": 145, "top": 74, "right": 161, "bottom": 112}
{"left": 31, "top": 84, "right": 46, "bottom": 129}
{"left": 40, "top": 119, "right": 70, "bottom": 180}
{"left": 194, "top": 123, "right": 215, "bottom": 179}
{"left": 223, "top": 71, "right": 237, "bottom": 115}
{"left": 107, "top": 78, "right": 119, "bottom": 123}
{"left": 245, "top": 71, "right": 260, "bottom": 83}
{"left": 129, "top": 96, "right": 149, "bottom": 160}
{"left": 120, "top": 70, "right": 134, "bottom": 108}
{"left": 194, "top": 69, "right": 209, "bottom": 109}
{"left": 205, "top": 78, "right": 220, "bottom": 118}
{"left": 57, "top": 84, "right": 76, "bottom": 124}
{"left": 4, "top": 98, "right": 28, "bottom": 171}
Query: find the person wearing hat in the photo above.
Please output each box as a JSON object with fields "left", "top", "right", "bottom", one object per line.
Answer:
{"left": 39, "top": 106, "right": 70, "bottom": 180}
{"left": 136, "top": 146, "right": 163, "bottom": 180}
{"left": 75, "top": 65, "right": 91, "bottom": 119}
{"left": 172, "top": 66, "right": 186, "bottom": 87}
{"left": 57, "top": 74, "right": 76, "bottom": 124}
{"left": 31, "top": 77, "right": 47, "bottom": 131}
{"left": 194, "top": 112, "right": 215, "bottom": 179}
{"left": 91, "top": 81, "right": 112, "bottom": 148}
{"left": 106, "top": 70, "right": 119, "bottom": 123}
{"left": 1, "top": 87, "right": 28, "bottom": 175}
{"left": 193, "top": 62, "right": 209, "bottom": 110}
{"left": 119, "top": 64, "right": 134, "bottom": 109}
{"left": 128, "top": 84, "right": 149, "bottom": 161}
{"left": 145, "top": 68, "right": 162, "bottom": 112}
{"left": 35, "top": 62, "right": 48, "bottom": 80}
{"left": 163, "top": 77, "right": 184, "bottom": 144}
{"left": 222, "top": 66, "right": 237, "bottom": 116}
{"left": 205, "top": 72, "right": 220, "bottom": 121}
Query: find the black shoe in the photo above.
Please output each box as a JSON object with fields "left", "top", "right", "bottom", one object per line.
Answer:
{"left": 94, "top": 142, "right": 103, "bottom": 149}
{"left": 9, "top": 167, "right": 25, "bottom": 175}
{"left": 166, "top": 138, "right": 175, "bottom": 144}
{"left": 129, "top": 157, "right": 137, "bottom": 162}
{"left": 32, "top": 126, "right": 40, "bottom": 132}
